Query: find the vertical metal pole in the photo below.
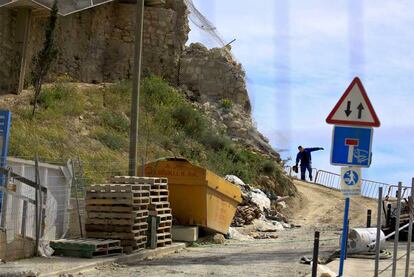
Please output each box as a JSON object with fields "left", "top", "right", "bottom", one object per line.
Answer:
{"left": 367, "top": 209, "right": 372, "bottom": 228}
{"left": 21, "top": 200, "right": 27, "bottom": 237}
{"left": 128, "top": 0, "right": 145, "bottom": 176}
{"left": 311, "top": 231, "right": 320, "bottom": 277}
{"left": 34, "top": 155, "right": 40, "bottom": 256}
{"left": 374, "top": 187, "right": 383, "bottom": 277}
{"left": 141, "top": 157, "right": 145, "bottom": 177}
{"left": 71, "top": 160, "right": 83, "bottom": 238}
{"left": 405, "top": 178, "right": 414, "bottom": 277}
{"left": 345, "top": 219, "right": 350, "bottom": 259}
{"left": 392, "top": 182, "right": 403, "bottom": 277}
{"left": 338, "top": 197, "right": 350, "bottom": 276}
{"left": 36, "top": 155, "right": 43, "bottom": 240}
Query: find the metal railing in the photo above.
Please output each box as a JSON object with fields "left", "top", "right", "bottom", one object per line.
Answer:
{"left": 284, "top": 165, "right": 397, "bottom": 199}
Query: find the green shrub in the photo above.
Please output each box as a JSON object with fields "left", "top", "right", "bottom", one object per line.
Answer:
{"left": 34, "top": 83, "right": 84, "bottom": 116}
{"left": 142, "top": 76, "right": 182, "bottom": 111}
{"left": 172, "top": 105, "right": 206, "bottom": 137}
{"left": 93, "top": 129, "right": 128, "bottom": 150}
{"left": 100, "top": 111, "right": 129, "bottom": 133}
{"left": 37, "top": 83, "right": 73, "bottom": 108}
{"left": 201, "top": 132, "right": 231, "bottom": 151}
{"left": 220, "top": 98, "right": 233, "bottom": 110}
{"left": 262, "top": 160, "right": 276, "bottom": 176}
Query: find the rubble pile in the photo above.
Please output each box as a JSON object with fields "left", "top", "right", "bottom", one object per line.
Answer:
{"left": 232, "top": 204, "right": 261, "bottom": 226}
{"left": 226, "top": 175, "right": 294, "bottom": 240}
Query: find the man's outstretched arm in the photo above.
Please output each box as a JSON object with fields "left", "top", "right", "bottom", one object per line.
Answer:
{"left": 307, "top": 147, "right": 324, "bottom": 152}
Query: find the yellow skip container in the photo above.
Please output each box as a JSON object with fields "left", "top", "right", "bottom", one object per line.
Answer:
{"left": 144, "top": 158, "right": 242, "bottom": 234}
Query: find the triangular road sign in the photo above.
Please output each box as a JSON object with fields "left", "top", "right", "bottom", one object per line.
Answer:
{"left": 326, "top": 77, "right": 380, "bottom": 127}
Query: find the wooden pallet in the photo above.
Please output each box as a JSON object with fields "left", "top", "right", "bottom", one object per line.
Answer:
{"left": 50, "top": 238, "right": 123, "bottom": 258}
{"left": 150, "top": 195, "right": 169, "bottom": 203}
{"left": 87, "top": 184, "right": 133, "bottom": 193}
{"left": 157, "top": 233, "right": 172, "bottom": 240}
{"left": 50, "top": 238, "right": 121, "bottom": 251}
{"left": 86, "top": 191, "right": 150, "bottom": 198}
{"left": 156, "top": 238, "right": 172, "bottom": 248}
{"left": 86, "top": 231, "right": 148, "bottom": 240}
{"left": 149, "top": 202, "right": 170, "bottom": 209}
{"left": 157, "top": 226, "right": 171, "bottom": 233}
{"left": 111, "top": 176, "right": 167, "bottom": 185}
{"left": 159, "top": 220, "right": 172, "bottom": 228}
{"left": 86, "top": 215, "right": 148, "bottom": 225}
{"left": 150, "top": 189, "right": 169, "bottom": 196}
{"left": 54, "top": 247, "right": 123, "bottom": 258}
{"left": 86, "top": 204, "right": 149, "bottom": 213}
{"left": 87, "top": 210, "right": 148, "bottom": 220}
{"left": 149, "top": 208, "right": 171, "bottom": 215}
{"left": 86, "top": 223, "right": 148, "bottom": 233}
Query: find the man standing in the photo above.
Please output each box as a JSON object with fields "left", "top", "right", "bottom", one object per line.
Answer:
{"left": 296, "top": 146, "right": 324, "bottom": 181}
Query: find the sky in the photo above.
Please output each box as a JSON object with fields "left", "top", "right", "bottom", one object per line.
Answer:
{"left": 187, "top": 0, "right": 414, "bottom": 187}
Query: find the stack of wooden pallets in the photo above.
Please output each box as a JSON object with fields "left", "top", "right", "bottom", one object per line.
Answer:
{"left": 147, "top": 177, "right": 173, "bottom": 247}
{"left": 85, "top": 180, "right": 150, "bottom": 253}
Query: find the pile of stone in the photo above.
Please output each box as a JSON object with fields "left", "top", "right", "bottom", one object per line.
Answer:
{"left": 232, "top": 204, "right": 261, "bottom": 226}
{"left": 226, "top": 175, "right": 293, "bottom": 240}
{"left": 227, "top": 175, "right": 272, "bottom": 227}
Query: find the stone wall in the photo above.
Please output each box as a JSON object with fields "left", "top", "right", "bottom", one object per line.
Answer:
{"left": 0, "top": 9, "right": 18, "bottom": 94}
{"left": 0, "top": 0, "right": 189, "bottom": 92}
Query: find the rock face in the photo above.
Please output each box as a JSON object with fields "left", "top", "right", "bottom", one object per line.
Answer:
{"left": 179, "top": 43, "right": 250, "bottom": 112}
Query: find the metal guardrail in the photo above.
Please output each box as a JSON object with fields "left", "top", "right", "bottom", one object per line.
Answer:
{"left": 284, "top": 165, "right": 407, "bottom": 199}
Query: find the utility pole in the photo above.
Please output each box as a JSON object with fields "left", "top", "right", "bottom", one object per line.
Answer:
{"left": 129, "top": 0, "right": 145, "bottom": 176}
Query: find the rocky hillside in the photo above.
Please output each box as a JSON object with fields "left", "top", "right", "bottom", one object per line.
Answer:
{"left": 1, "top": 77, "right": 295, "bottom": 197}
{"left": 0, "top": 0, "right": 296, "bottom": 196}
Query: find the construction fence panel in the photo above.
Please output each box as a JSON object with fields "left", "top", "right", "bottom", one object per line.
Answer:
{"left": 0, "top": 157, "right": 72, "bottom": 261}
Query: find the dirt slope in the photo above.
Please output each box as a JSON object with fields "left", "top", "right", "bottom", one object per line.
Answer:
{"left": 290, "top": 180, "right": 379, "bottom": 228}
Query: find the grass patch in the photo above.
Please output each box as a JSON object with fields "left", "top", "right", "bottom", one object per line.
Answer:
{"left": 8, "top": 76, "right": 292, "bottom": 194}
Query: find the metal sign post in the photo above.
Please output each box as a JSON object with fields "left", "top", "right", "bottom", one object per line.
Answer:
{"left": 405, "top": 178, "right": 414, "bottom": 277}
{"left": 326, "top": 77, "right": 380, "bottom": 276}
{"left": 338, "top": 197, "right": 350, "bottom": 276}
{"left": 374, "top": 186, "right": 383, "bottom": 277}
{"left": 392, "top": 182, "right": 403, "bottom": 277}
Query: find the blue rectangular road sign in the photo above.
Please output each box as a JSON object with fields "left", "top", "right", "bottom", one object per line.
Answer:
{"left": 0, "top": 110, "right": 11, "bottom": 211}
{"left": 331, "top": 125, "right": 373, "bottom": 167}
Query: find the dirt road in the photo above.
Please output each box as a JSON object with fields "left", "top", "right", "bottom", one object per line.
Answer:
{"left": 78, "top": 228, "right": 339, "bottom": 277}
{"left": 75, "top": 180, "right": 378, "bottom": 277}
{"left": 291, "top": 180, "right": 378, "bottom": 228}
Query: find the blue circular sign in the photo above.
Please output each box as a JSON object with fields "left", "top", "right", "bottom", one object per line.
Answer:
{"left": 343, "top": 170, "right": 359, "bottom": 186}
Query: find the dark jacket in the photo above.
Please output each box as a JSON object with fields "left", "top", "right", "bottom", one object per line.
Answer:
{"left": 296, "top": 147, "right": 323, "bottom": 166}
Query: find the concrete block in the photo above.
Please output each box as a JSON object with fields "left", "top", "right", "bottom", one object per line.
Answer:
{"left": 172, "top": 226, "right": 198, "bottom": 242}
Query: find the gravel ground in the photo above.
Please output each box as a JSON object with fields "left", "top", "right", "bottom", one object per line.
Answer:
{"left": 77, "top": 226, "right": 340, "bottom": 277}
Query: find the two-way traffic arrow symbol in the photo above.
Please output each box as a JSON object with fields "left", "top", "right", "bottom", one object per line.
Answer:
{"left": 344, "top": 101, "right": 365, "bottom": 119}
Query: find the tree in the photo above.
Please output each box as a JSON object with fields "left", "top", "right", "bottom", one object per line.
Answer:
{"left": 31, "top": 0, "right": 59, "bottom": 117}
